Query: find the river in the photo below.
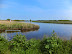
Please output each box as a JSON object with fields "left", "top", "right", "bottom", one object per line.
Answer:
{"left": 1, "top": 22, "right": 72, "bottom": 40}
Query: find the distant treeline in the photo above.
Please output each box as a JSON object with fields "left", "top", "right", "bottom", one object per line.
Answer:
{"left": 13, "top": 20, "right": 25, "bottom": 21}
{"left": 0, "top": 20, "right": 25, "bottom": 21}
{"left": 0, "top": 18, "right": 25, "bottom": 21}
{"left": 37, "top": 20, "right": 71, "bottom": 21}
{"left": 32, "top": 20, "right": 72, "bottom": 24}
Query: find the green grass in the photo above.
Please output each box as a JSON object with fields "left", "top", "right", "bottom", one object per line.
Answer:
{"left": 0, "top": 21, "right": 39, "bottom": 31}
{"left": 32, "top": 20, "right": 72, "bottom": 24}
{"left": 0, "top": 32, "right": 72, "bottom": 54}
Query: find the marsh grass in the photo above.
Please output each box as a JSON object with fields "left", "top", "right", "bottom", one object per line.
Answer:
{"left": 0, "top": 21, "right": 39, "bottom": 31}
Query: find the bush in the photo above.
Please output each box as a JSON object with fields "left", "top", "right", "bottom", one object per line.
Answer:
{"left": 0, "top": 32, "right": 72, "bottom": 54}
{"left": 0, "top": 36, "right": 11, "bottom": 54}
{"left": 7, "top": 19, "right": 10, "bottom": 21}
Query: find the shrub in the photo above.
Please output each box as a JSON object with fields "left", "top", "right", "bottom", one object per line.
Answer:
{"left": 7, "top": 19, "right": 10, "bottom": 21}
{"left": 0, "top": 36, "right": 11, "bottom": 54}
{"left": 0, "top": 32, "right": 72, "bottom": 54}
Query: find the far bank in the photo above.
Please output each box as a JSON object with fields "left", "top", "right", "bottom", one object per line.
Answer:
{"left": 32, "top": 20, "right": 72, "bottom": 24}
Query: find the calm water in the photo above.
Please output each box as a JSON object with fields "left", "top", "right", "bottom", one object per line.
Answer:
{"left": 1, "top": 22, "right": 72, "bottom": 40}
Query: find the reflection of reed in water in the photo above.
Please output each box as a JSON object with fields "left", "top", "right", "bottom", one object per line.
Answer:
{"left": 0, "top": 28, "right": 39, "bottom": 33}
{"left": 0, "top": 30, "right": 21, "bottom": 41}
{"left": 70, "top": 36, "right": 72, "bottom": 40}
{"left": 5, "top": 30, "right": 21, "bottom": 41}
{"left": 0, "top": 28, "right": 39, "bottom": 41}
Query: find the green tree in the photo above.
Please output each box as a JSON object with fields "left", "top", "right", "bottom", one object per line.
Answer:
{"left": 30, "top": 19, "right": 31, "bottom": 22}
{"left": 7, "top": 19, "right": 10, "bottom": 21}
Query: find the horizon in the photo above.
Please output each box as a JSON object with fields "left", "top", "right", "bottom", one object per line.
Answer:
{"left": 0, "top": 0, "right": 72, "bottom": 20}
{"left": 0, "top": 19, "right": 72, "bottom": 21}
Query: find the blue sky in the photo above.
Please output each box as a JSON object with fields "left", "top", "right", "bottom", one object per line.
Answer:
{"left": 0, "top": 0, "right": 72, "bottom": 20}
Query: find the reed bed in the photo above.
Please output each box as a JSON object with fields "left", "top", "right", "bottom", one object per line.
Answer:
{"left": 0, "top": 21, "right": 39, "bottom": 31}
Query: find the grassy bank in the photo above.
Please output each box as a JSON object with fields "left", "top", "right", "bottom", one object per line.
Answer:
{"left": 32, "top": 20, "right": 72, "bottom": 24}
{"left": 0, "top": 21, "right": 39, "bottom": 31}
{"left": 0, "top": 33, "right": 72, "bottom": 54}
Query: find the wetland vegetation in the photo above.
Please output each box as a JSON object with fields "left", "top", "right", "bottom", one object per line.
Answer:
{"left": 0, "top": 20, "right": 72, "bottom": 54}
{"left": 0, "top": 32, "right": 72, "bottom": 54}
{"left": 32, "top": 20, "right": 72, "bottom": 24}
{"left": 0, "top": 21, "right": 39, "bottom": 31}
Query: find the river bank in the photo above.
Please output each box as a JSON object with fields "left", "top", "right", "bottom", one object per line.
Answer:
{"left": 32, "top": 20, "right": 72, "bottom": 24}
{"left": 0, "top": 21, "right": 39, "bottom": 31}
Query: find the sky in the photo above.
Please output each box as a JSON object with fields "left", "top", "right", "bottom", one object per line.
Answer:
{"left": 0, "top": 0, "right": 72, "bottom": 20}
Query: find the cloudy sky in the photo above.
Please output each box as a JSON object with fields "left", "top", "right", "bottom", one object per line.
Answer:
{"left": 0, "top": 0, "right": 72, "bottom": 20}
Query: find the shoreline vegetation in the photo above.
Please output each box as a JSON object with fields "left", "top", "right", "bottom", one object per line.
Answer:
{"left": 0, "top": 21, "right": 39, "bottom": 31}
{"left": 0, "top": 33, "right": 72, "bottom": 54}
{"left": 32, "top": 20, "right": 72, "bottom": 24}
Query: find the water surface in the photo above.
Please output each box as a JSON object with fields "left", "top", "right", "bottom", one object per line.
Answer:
{"left": 1, "top": 22, "right": 72, "bottom": 40}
